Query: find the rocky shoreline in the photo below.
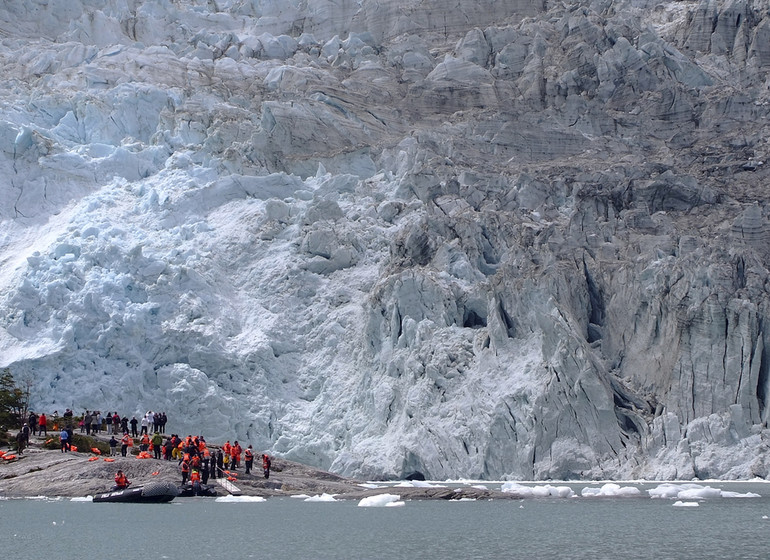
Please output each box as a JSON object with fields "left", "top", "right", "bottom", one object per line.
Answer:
{"left": 0, "top": 434, "right": 511, "bottom": 501}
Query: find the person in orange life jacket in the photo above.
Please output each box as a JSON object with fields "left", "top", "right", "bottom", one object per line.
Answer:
{"left": 262, "top": 453, "right": 271, "bottom": 479}
{"left": 180, "top": 457, "right": 190, "bottom": 485}
{"left": 121, "top": 433, "right": 132, "bottom": 457}
{"left": 113, "top": 470, "right": 130, "bottom": 490}
{"left": 231, "top": 441, "right": 242, "bottom": 469}
{"left": 190, "top": 469, "right": 202, "bottom": 495}
{"left": 191, "top": 454, "right": 202, "bottom": 471}
{"left": 244, "top": 445, "right": 254, "bottom": 474}
{"left": 139, "top": 433, "right": 150, "bottom": 452}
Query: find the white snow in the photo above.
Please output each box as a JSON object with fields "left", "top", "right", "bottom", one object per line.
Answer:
{"left": 673, "top": 501, "right": 700, "bottom": 507}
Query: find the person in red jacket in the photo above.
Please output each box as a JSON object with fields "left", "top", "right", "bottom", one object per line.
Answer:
{"left": 113, "top": 470, "right": 130, "bottom": 490}
{"left": 38, "top": 413, "right": 47, "bottom": 436}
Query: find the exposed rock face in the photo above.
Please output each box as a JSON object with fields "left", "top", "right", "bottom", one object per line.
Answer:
{"left": 1, "top": 0, "right": 770, "bottom": 481}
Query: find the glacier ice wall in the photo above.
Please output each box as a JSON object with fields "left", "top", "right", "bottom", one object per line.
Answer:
{"left": 1, "top": 0, "right": 770, "bottom": 479}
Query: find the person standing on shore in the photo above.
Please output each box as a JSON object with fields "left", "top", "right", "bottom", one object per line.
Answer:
{"left": 130, "top": 416, "right": 138, "bottom": 437}
{"left": 84, "top": 411, "right": 92, "bottom": 435}
{"left": 15, "top": 429, "right": 26, "bottom": 454}
{"left": 22, "top": 423, "right": 30, "bottom": 445}
{"left": 231, "top": 441, "right": 242, "bottom": 470}
{"left": 38, "top": 413, "right": 47, "bottom": 436}
{"left": 180, "top": 457, "right": 190, "bottom": 485}
{"left": 121, "top": 433, "right": 131, "bottom": 457}
{"left": 216, "top": 448, "right": 224, "bottom": 478}
{"left": 59, "top": 427, "right": 69, "bottom": 453}
{"left": 28, "top": 412, "right": 37, "bottom": 436}
{"left": 262, "top": 453, "right": 271, "bottom": 479}
{"left": 244, "top": 445, "right": 254, "bottom": 474}
{"left": 151, "top": 432, "right": 163, "bottom": 459}
{"left": 109, "top": 435, "right": 118, "bottom": 456}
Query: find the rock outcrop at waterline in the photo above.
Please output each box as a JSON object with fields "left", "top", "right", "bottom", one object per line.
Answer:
{"left": 1, "top": 0, "right": 770, "bottom": 481}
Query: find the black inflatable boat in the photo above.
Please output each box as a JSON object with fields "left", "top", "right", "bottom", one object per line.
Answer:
{"left": 93, "top": 481, "right": 179, "bottom": 503}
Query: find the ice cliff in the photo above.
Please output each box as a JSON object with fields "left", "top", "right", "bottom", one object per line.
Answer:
{"left": 1, "top": 0, "right": 770, "bottom": 480}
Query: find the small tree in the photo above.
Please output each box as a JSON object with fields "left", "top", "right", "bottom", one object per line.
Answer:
{"left": 0, "top": 368, "right": 30, "bottom": 430}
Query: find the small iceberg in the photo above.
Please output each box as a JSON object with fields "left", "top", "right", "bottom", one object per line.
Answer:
{"left": 304, "top": 493, "right": 338, "bottom": 502}
{"left": 214, "top": 495, "right": 266, "bottom": 503}
{"left": 358, "top": 493, "right": 403, "bottom": 507}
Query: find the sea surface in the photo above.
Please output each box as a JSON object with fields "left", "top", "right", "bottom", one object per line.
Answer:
{"left": 1, "top": 481, "right": 768, "bottom": 559}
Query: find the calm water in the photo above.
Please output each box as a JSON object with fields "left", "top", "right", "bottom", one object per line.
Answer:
{"left": 1, "top": 483, "right": 769, "bottom": 559}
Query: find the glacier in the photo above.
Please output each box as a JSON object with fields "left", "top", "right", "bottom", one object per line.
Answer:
{"left": 1, "top": 0, "right": 770, "bottom": 480}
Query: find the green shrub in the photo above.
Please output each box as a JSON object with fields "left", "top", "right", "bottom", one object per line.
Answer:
{"left": 41, "top": 433, "right": 109, "bottom": 454}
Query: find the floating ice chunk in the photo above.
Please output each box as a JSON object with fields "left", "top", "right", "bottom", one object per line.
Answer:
{"left": 304, "top": 493, "right": 337, "bottom": 502}
{"left": 677, "top": 486, "right": 723, "bottom": 500}
{"left": 648, "top": 483, "right": 684, "bottom": 499}
{"left": 358, "top": 494, "right": 402, "bottom": 507}
{"left": 648, "top": 483, "right": 759, "bottom": 500}
{"left": 581, "top": 483, "right": 641, "bottom": 498}
{"left": 500, "top": 483, "right": 575, "bottom": 498}
{"left": 214, "top": 495, "right": 267, "bottom": 502}
{"left": 673, "top": 501, "right": 699, "bottom": 507}
{"left": 358, "top": 483, "right": 384, "bottom": 489}
{"left": 721, "top": 491, "right": 761, "bottom": 498}
{"left": 385, "top": 500, "right": 406, "bottom": 507}
{"left": 70, "top": 496, "right": 93, "bottom": 502}
{"left": 290, "top": 494, "right": 310, "bottom": 499}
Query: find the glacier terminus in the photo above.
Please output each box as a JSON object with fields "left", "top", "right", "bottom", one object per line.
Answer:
{"left": 1, "top": 0, "right": 770, "bottom": 480}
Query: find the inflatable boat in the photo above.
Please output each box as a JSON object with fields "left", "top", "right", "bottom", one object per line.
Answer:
{"left": 93, "top": 480, "right": 179, "bottom": 503}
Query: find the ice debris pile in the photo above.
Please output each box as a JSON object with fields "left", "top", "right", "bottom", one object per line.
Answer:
{"left": 1, "top": 0, "right": 770, "bottom": 480}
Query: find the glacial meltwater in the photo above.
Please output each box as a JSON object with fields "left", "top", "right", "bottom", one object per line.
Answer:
{"left": 2, "top": 482, "right": 769, "bottom": 559}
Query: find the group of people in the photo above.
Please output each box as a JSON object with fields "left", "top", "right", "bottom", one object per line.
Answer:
{"left": 24, "top": 410, "right": 170, "bottom": 438}
{"left": 17, "top": 408, "right": 274, "bottom": 496}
